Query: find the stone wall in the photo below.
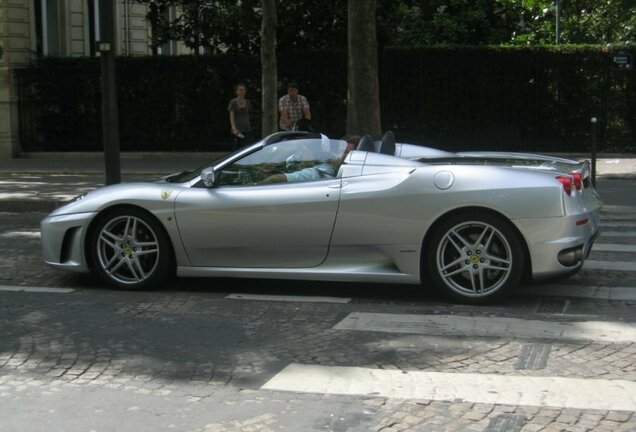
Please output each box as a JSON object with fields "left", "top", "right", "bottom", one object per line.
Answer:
{"left": 0, "top": 0, "right": 33, "bottom": 158}
{"left": 125, "top": 3, "right": 152, "bottom": 55}
{"left": 69, "top": 0, "right": 87, "bottom": 56}
{"left": 0, "top": 1, "right": 168, "bottom": 158}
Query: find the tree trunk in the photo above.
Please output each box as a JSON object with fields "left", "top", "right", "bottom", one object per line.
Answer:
{"left": 260, "top": 0, "right": 278, "bottom": 138}
{"left": 347, "top": 0, "right": 381, "bottom": 138}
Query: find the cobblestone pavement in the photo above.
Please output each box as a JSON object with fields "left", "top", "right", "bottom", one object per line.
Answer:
{"left": 0, "top": 181, "right": 635, "bottom": 431}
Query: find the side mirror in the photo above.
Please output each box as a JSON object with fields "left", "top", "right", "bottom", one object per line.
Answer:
{"left": 201, "top": 167, "right": 216, "bottom": 188}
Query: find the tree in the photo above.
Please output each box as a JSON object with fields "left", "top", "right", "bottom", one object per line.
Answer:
{"left": 508, "top": 0, "right": 636, "bottom": 45}
{"left": 383, "top": 0, "right": 636, "bottom": 46}
{"left": 137, "top": 0, "right": 261, "bottom": 54}
{"left": 384, "top": 0, "right": 522, "bottom": 46}
{"left": 136, "top": 0, "right": 402, "bottom": 55}
{"left": 261, "top": 0, "right": 278, "bottom": 136}
{"left": 137, "top": 1, "right": 636, "bottom": 53}
{"left": 347, "top": 0, "right": 382, "bottom": 138}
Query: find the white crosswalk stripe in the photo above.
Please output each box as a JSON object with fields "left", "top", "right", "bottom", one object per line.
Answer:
{"left": 262, "top": 364, "right": 636, "bottom": 411}
{"left": 584, "top": 260, "right": 636, "bottom": 271}
{"left": 600, "top": 213, "right": 636, "bottom": 220}
{"left": 602, "top": 205, "right": 636, "bottom": 213}
{"left": 602, "top": 222, "right": 636, "bottom": 228}
{"left": 524, "top": 285, "right": 636, "bottom": 301}
{"left": 601, "top": 231, "right": 636, "bottom": 237}
{"left": 0, "top": 285, "right": 74, "bottom": 293}
{"left": 585, "top": 207, "right": 636, "bottom": 270}
{"left": 592, "top": 243, "right": 636, "bottom": 252}
{"left": 226, "top": 293, "right": 351, "bottom": 303}
{"left": 333, "top": 312, "right": 636, "bottom": 343}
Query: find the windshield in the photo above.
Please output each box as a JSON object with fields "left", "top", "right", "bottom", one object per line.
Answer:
{"left": 164, "top": 147, "right": 254, "bottom": 183}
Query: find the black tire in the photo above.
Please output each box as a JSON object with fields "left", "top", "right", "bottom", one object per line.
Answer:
{"left": 89, "top": 207, "right": 173, "bottom": 289}
{"left": 426, "top": 211, "right": 524, "bottom": 304}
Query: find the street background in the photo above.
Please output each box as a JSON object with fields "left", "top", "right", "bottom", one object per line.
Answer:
{"left": 0, "top": 151, "right": 635, "bottom": 431}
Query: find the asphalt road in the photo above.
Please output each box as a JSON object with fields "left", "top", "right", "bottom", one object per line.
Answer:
{"left": 0, "top": 180, "right": 635, "bottom": 432}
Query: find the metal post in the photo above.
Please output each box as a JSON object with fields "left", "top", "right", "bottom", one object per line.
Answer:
{"left": 590, "top": 117, "right": 597, "bottom": 188}
{"left": 98, "top": 0, "right": 121, "bottom": 185}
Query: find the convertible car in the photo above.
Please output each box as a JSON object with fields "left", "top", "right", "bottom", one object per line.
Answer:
{"left": 41, "top": 131, "right": 602, "bottom": 304}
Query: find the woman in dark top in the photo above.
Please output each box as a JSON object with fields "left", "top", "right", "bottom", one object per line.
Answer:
{"left": 227, "top": 83, "right": 252, "bottom": 150}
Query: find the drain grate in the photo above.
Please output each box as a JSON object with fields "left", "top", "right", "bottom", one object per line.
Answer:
{"left": 536, "top": 297, "right": 569, "bottom": 314}
{"left": 483, "top": 414, "right": 527, "bottom": 432}
{"left": 514, "top": 343, "right": 552, "bottom": 370}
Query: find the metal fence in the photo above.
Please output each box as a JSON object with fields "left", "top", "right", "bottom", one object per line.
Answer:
{"left": 15, "top": 48, "right": 636, "bottom": 153}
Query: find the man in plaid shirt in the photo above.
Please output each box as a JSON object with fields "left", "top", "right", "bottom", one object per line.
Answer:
{"left": 278, "top": 82, "right": 312, "bottom": 130}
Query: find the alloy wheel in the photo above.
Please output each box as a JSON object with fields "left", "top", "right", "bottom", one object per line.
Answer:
{"left": 96, "top": 215, "right": 160, "bottom": 285}
{"left": 435, "top": 220, "right": 513, "bottom": 298}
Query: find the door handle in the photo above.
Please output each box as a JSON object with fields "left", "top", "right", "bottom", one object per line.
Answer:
{"left": 328, "top": 183, "right": 343, "bottom": 189}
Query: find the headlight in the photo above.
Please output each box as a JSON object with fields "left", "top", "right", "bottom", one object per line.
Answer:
{"left": 68, "top": 193, "right": 87, "bottom": 204}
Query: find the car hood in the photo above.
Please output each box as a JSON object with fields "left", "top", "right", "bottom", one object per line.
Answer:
{"left": 48, "top": 181, "right": 182, "bottom": 217}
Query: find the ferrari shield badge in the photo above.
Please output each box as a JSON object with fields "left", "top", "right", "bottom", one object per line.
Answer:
{"left": 161, "top": 189, "right": 172, "bottom": 200}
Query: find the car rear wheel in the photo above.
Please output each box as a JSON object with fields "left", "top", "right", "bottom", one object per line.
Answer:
{"left": 426, "top": 211, "right": 524, "bottom": 304}
{"left": 89, "top": 207, "right": 172, "bottom": 289}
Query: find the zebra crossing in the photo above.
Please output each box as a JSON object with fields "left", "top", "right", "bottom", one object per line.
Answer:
{"left": 260, "top": 204, "right": 636, "bottom": 417}
{"left": 5, "top": 203, "right": 634, "bottom": 422}
{"left": 583, "top": 206, "right": 636, "bottom": 272}
{"left": 263, "top": 364, "right": 636, "bottom": 411}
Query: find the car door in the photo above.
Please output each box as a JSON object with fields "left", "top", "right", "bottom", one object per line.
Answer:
{"left": 175, "top": 139, "right": 343, "bottom": 268}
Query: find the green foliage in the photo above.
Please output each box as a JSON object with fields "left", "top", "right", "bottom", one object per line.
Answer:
{"left": 385, "top": 0, "right": 522, "bottom": 46}
{"left": 134, "top": 0, "right": 635, "bottom": 52}
{"left": 137, "top": 0, "right": 261, "bottom": 53}
{"left": 508, "top": 0, "right": 636, "bottom": 45}
{"left": 134, "top": 0, "right": 405, "bottom": 53}
{"left": 385, "top": 0, "right": 636, "bottom": 46}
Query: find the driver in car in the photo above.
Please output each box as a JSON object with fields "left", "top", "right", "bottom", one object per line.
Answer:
{"left": 261, "top": 155, "right": 334, "bottom": 183}
{"left": 261, "top": 136, "right": 359, "bottom": 184}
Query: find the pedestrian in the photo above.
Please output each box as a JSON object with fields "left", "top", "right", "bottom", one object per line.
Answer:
{"left": 278, "top": 82, "right": 311, "bottom": 131}
{"left": 227, "top": 83, "right": 252, "bottom": 150}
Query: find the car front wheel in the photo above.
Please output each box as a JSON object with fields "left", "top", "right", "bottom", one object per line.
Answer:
{"left": 89, "top": 207, "right": 173, "bottom": 289}
{"left": 426, "top": 211, "right": 524, "bottom": 304}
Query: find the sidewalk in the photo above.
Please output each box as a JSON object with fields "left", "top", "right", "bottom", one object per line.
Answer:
{"left": 0, "top": 152, "right": 229, "bottom": 213}
{"left": 0, "top": 152, "right": 634, "bottom": 213}
{"left": 0, "top": 151, "right": 228, "bottom": 175}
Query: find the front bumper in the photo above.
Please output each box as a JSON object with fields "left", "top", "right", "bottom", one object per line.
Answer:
{"left": 41, "top": 212, "right": 97, "bottom": 273}
{"left": 513, "top": 210, "right": 600, "bottom": 280}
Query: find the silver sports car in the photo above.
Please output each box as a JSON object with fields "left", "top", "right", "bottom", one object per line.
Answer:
{"left": 41, "top": 131, "right": 602, "bottom": 304}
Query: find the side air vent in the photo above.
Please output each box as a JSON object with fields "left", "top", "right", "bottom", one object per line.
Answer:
{"left": 60, "top": 227, "right": 79, "bottom": 263}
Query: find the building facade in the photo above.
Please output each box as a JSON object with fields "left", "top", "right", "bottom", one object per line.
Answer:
{"left": 0, "top": 0, "right": 185, "bottom": 158}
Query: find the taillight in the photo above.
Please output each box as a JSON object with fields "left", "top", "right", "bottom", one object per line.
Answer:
{"left": 556, "top": 176, "right": 573, "bottom": 195}
{"left": 571, "top": 172, "right": 583, "bottom": 190}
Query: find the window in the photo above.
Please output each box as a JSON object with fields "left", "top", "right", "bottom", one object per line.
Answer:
{"left": 87, "top": 0, "right": 100, "bottom": 56}
{"left": 34, "top": 0, "right": 61, "bottom": 56}
{"left": 216, "top": 138, "right": 347, "bottom": 187}
{"left": 154, "top": 5, "right": 172, "bottom": 55}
